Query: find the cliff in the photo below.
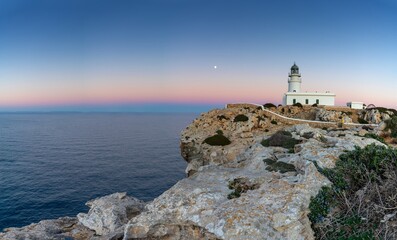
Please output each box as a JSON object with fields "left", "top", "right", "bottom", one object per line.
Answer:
{"left": 1, "top": 105, "right": 394, "bottom": 240}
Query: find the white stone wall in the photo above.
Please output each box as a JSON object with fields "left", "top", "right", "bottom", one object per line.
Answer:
{"left": 347, "top": 102, "right": 364, "bottom": 109}
{"left": 283, "top": 93, "right": 335, "bottom": 106}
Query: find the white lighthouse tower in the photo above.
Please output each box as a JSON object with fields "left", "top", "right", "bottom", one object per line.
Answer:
{"left": 288, "top": 63, "right": 301, "bottom": 92}
{"left": 282, "top": 63, "right": 336, "bottom": 106}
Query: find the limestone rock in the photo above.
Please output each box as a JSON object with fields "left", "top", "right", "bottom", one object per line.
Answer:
{"left": 77, "top": 192, "right": 146, "bottom": 236}
{"left": 0, "top": 217, "right": 94, "bottom": 240}
{"left": 124, "top": 124, "right": 384, "bottom": 240}
{"left": 315, "top": 108, "right": 352, "bottom": 123}
{"left": 180, "top": 107, "right": 282, "bottom": 176}
{"left": 2, "top": 106, "right": 390, "bottom": 240}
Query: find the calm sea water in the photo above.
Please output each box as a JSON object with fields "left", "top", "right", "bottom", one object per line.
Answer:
{"left": 0, "top": 113, "right": 196, "bottom": 230}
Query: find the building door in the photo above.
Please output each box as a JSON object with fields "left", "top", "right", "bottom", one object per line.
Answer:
{"left": 305, "top": 99, "right": 309, "bottom": 104}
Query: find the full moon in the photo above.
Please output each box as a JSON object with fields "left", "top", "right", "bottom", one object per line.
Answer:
{"left": 214, "top": 65, "right": 217, "bottom": 69}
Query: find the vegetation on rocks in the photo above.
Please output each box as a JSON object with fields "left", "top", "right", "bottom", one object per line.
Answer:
{"left": 263, "top": 158, "right": 296, "bottom": 173}
{"left": 263, "top": 103, "right": 277, "bottom": 108}
{"left": 363, "top": 133, "right": 386, "bottom": 144}
{"left": 217, "top": 115, "right": 229, "bottom": 121}
{"left": 261, "top": 131, "right": 300, "bottom": 150}
{"left": 293, "top": 102, "right": 303, "bottom": 108}
{"left": 358, "top": 117, "right": 369, "bottom": 124}
{"left": 233, "top": 114, "right": 249, "bottom": 122}
{"left": 371, "top": 107, "right": 397, "bottom": 115}
{"left": 309, "top": 144, "right": 397, "bottom": 239}
{"left": 385, "top": 116, "right": 397, "bottom": 138}
{"left": 270, "top": 120, "right": 277, "bottom": 125}
{"left": 203, "top": 131, "right": 231, "bottom": 146}
{"left": 227, "top": 178, "right": 260, "bottom": 199}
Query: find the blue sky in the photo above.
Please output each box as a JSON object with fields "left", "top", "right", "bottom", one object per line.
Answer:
{"left": 0, "top": 0, "right": 396, "bottom": 112}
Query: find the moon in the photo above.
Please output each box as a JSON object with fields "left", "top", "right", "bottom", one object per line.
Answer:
{"left": 214, "top": 65, "right": 217, "bottom": 69}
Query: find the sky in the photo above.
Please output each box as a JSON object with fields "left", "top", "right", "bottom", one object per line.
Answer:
{"left": 0, "top": 0, "right": 396, "bottom": 112}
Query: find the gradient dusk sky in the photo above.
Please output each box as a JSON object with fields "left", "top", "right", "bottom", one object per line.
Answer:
{"left": 0, "top": 0, "right": 396, "bottom": 112}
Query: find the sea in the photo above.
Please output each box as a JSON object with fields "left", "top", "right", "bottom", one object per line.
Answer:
{"left": 0, "top": 113, "right": 197, "bottom": 230}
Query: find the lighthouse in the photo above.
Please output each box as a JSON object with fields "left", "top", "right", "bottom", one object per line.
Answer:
{"left": 288, "top": 63, "right": 301, "bottom": 92}
{"left": 283, "top": 63, "right": 335, "bottom": 106}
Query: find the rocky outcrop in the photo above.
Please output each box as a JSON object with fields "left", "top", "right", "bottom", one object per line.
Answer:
{"left": 0, "top": 106, "right": 388, "bottom": 240}
{"left": 315, "top": 108, "right": 352, "bottom": 123}
{"left": 0, "top": 193, "right": 146, "bottom": 240}
{"left": 360, "top": 108, "right": 393, "bottom": 124}
{"left": 0, "top": 217, "right": 95, "bottom": 240}
{"left": 123, "top": 123, "right": 382, "bottom": 240}
{"left": 77, "top": 192, "right": 146, "bottom": 237}
{"left": 180, "top": 106, "right": 284, "bottom": 176}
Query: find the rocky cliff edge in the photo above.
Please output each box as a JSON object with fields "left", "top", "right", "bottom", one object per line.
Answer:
{"left": 0, "top": 105, "right": 387, "bottom": 240}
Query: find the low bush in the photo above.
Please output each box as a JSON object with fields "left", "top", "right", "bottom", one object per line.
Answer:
{"left": 227, "top": 178, "right": 259, "bottom": 199}
{"left": 385, "top": 116, "right": 397, "bottom": 138}
{"left": 293, "top": 102, "right": 303, "bottom": 108}
{"left": 261, "top": 131, "right": 300, "bottom": 150}
{"left": 234, "top": 114, "right": 249, "bottom": 122}
{"left": 312, "top": 103, "right": 318, "bottom": 107}
{"left": 263, "top": 158, "right": 296, "bottom": 173}
{"left": 358, "top": 117, "right": 369, "bottom": 124}
{"left": 203, "top": 132, "right": 231, "bottom": 146}
{"left": 271, "top": 120, "right": 277, "bottom": 125}
{"left": 263, "top": 103, "right": 277, "bottom": 108}
{"left": 363, "top": 133, "right": 386, "bottom": 144}
{"left": 309, "top": 144, "right": 397, "bottom": 239}
{"left": 217, "top": 115, "right": 229, "bottom": 121}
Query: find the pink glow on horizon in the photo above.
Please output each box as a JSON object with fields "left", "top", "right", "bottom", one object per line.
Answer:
{"left": 0, "top": 73, "right": 395, "bottom": 109}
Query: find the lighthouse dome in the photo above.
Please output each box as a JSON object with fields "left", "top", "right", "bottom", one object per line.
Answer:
{"left": 290, "top": 63, "right": 299, "bottom": 74}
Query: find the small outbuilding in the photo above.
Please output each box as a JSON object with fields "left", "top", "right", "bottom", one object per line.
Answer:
{"left": 347, "top": 102, "right": 364, "bottom": 109}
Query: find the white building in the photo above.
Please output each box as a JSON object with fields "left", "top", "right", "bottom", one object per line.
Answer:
{"left": 283, "top": 63, "right": 335, "bottom": 106}
{"left": 347, "top": 102, "right": 364, "bottom": 109}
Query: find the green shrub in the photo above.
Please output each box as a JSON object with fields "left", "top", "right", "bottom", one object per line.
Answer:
{"left": 271, "top": 120, "right": 277, "bottom": 125}
{"left": 293, "top": 102, "right": 303, "bottom": 108}
{"left": 234, "top": 114, "right": 249, "bottom": 122}
{"left": 263, "top": 159, "right": 296, "bottom": 173}
{"left": 216, "top": 130, "right": 223, "bottom": 135}
{"left": 227, "top": 178, "right": 259, "bottom": 199}
{"left": 308, "top": 186, "right": 334, "bottom": 223}
{"left": 263, "top": 103, "right": 277, "bottom": 108}
{"left": 358, "top": 117, "right": 369, "bottom": 124}
{"left": 257, "top": 115, "right": 267, "bottom": 121}
{"left": 312, "top": 103, "right": 318, "bottom": 107}
{"left": 310, "top": 144, "right": 397, "bottom": 239}
{"left": 387, "top": 108, "right": 397, "bottom": 115}
{"left": 217, "top": 115, "right": 229, "bottom": 121}
{"left": 204, "top": 133, "right": 231, "bottom": 146}
{"left": 363, "top": 133, "right": 386, "bottom": 144}
{"left": 261, "top": 131, "right": 300, "bottom": 150}
{"left": 385, "top": 116, "right": 397, "bottom": 138}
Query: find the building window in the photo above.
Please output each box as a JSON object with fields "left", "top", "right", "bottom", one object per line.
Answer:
{"left": 293, "top": 99, "right": 296, "bottom": 104}
{"left": 305, "top": 99, "right": 309, "bottom": 104}
{"left": 316, "top": 99, "right": 319, "bottom": 104}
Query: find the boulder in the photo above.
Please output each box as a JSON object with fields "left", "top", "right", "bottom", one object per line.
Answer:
{"left": 77, "top": 192, "right": 145, "bottom": 236}
{"left": 0, "top": 217, "right": 94, "bottom": 240}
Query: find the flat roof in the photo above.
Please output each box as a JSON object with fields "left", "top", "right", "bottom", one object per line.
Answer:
{"left": 284, "top": 92, "right": 336, "bottom": 96}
